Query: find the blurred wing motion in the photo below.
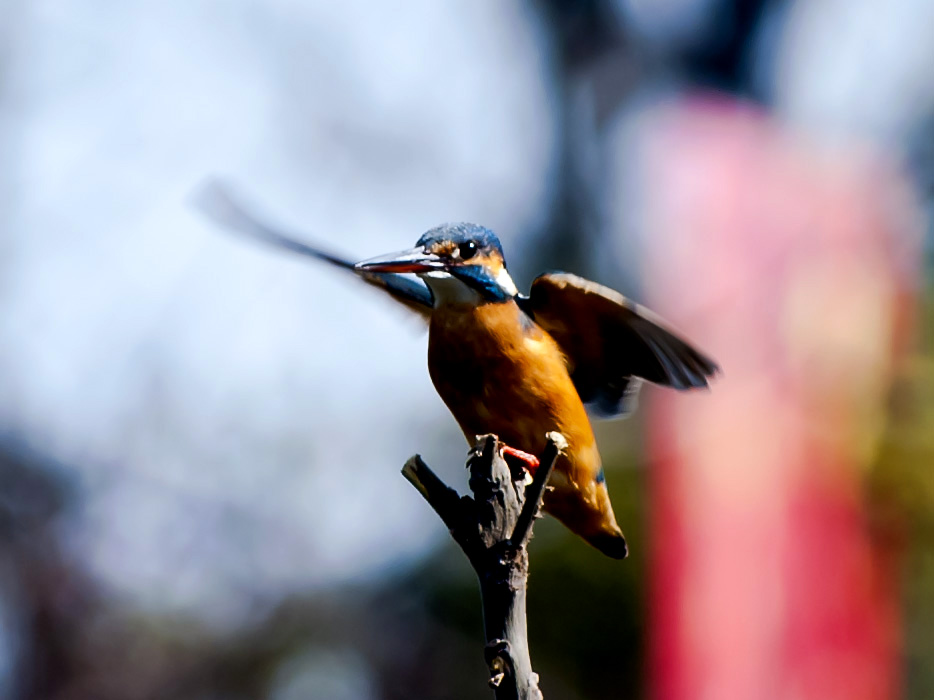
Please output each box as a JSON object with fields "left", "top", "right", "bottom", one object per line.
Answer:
{"left": 519, "top": 272, "right": 719, "bottom": 417}
{"left": 194, "top": 180, "right": 434, "bottom": 318}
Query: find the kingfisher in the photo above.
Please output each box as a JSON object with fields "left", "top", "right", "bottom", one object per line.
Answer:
{"left": 201, "top": 187, "right": 719, "bottom": 559}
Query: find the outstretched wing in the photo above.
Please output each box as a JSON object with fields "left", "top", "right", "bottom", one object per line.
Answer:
{"left": 194, "top": 181, "right": 434, "bottom": 318}
{"left": 518, "top": 272, "right": 719, "bottom": 417}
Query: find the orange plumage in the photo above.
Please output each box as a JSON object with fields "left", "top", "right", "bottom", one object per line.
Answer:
{"left": 428, "top": 298, "right": 627, "bottom": 557}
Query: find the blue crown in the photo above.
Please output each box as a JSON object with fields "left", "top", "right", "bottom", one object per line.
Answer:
{"left": 417, "top": 223, "right": 506, "bottom": 266}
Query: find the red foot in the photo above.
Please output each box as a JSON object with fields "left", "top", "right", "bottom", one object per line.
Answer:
{"left": 501, "top": 444, "right": 540, "bottom": 475}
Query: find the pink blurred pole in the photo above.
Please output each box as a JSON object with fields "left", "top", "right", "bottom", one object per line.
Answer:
{"left": 641, "top": 102, "right": 917, "bottom": 700}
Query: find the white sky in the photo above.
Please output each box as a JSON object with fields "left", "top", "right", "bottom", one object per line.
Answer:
{"left": 0, "top": 0, "right": 558, "bottom": 626}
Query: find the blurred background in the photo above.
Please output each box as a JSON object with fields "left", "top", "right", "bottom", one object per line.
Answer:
{"left": 0, "top": 0, "right": 932, "bottom": 698}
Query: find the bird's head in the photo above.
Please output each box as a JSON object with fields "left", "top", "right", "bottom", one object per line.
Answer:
{"left": 354, "top": 223, "right": 518, "bottom": 306}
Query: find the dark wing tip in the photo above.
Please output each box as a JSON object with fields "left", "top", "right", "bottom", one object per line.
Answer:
{"left": 669, "top": 347, "right": 720, "bottom": 390}
{"left": 627, "top": 307, "right": 720, "bottom": 391}
{"left": 683, "top": 347, "right": 722, "bottom": 389}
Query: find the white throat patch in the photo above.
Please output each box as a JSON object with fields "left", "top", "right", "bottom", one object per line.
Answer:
{"left": 422, "top": 271, "right": 482, "bottom": 307}
{"left": 421, "top": 268, "right": 519, "bottom": 307}
{"left": 495, "top": 267, "right": 519, "bottom": 297}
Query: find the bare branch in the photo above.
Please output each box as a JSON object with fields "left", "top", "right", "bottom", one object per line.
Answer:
{"left": 510, "top": 432, "right": 566, "bottom": 549}
{"left": 401, "top": 455, "right": 465, "bottom": 535}
{"left": 402, "top": 434, "right": 562, "bottom": 699}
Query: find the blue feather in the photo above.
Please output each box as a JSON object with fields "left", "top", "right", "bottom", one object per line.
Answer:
{"left": 450, "top": 265, "right": 512, "bottom": 303}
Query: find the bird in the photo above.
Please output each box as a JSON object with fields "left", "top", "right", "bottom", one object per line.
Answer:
{"left": 198, "top": 184, "right": 719, "bottom": 559}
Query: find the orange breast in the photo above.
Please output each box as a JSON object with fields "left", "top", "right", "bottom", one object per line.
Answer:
{"left": 427, "top": 301, "right": 599, "bottom": 487}
{"left": 428, "top": 300, "right": 626, "bottom": 552}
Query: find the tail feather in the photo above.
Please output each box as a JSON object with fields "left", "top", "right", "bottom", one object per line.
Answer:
{"left": 542, "top": 473, "right": 628, "bottom": 559}
{"left": 588, "top": 530, "right": 629, "bottom": 559}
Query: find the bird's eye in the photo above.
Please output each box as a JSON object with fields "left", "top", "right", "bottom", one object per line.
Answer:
{"left": 458, "top": 241, "right": 478, "bottom": 260}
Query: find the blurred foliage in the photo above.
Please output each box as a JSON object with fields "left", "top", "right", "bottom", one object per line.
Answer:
{"left": 869, "top": 283, "right": 934, "bottom": 699}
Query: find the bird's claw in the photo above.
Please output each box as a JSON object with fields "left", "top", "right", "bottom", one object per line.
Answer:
{"left": 501, "top": 444, "right": 540, "bottom": 476}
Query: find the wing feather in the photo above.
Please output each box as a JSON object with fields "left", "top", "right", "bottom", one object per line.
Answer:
{"left": 519, "top": 272, "right": 719, "bottom": 418}
{"left": 194, "top": 181, "right": 434, "bottom": 317}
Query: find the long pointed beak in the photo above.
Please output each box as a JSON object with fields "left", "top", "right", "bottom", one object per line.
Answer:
{"left": 354, "top": 246, "right": 446, "bottom": 274}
